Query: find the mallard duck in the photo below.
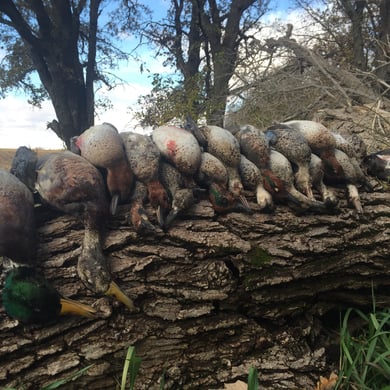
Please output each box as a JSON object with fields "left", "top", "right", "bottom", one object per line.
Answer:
{"left": 120, "top": 131, "right": 170, "bottom": 227}
{"left": 13, "top": 149, "right": 135, "bottom": 311}
{"left": 2, "top": 267, "right": 96, "bottom": 324}
{"left": 71, "top": 123, "right": 134, "bottom": 214}
{"left": 265, "top": 124, "right": 314, "bottom": 199}
{"left": 1, "top": 168, "right": 96, "bottom": 323}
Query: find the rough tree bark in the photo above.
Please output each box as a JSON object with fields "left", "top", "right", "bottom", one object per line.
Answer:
{"left": 0, "top": 187, "right": 389, "bottom": 389}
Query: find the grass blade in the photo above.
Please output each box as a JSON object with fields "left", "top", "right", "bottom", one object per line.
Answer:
{"left": 41, "top": 364, "right": 94, "bottom": 390}
{"left": 247, "top": 367, "right": 259, "bottom": 390}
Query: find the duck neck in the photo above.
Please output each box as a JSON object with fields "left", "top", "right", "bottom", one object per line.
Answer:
{"left": 78, "top": 227, "right": 111, "bottom": 295}
{"left": 147, "top": 179, "right": 169, "bottom": 209}
{"left": 106, "top": 160, "right": 133, "bottom": 202}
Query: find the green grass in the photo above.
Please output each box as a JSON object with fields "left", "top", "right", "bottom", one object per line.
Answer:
{"left": 337, "top": 298, "right": 390, "bottom": 389}
{"left": 120, "top": 346, "right": 142, "bottom": 390}
{"left": 4, "top": 364, "right": 94, "bottom": 390}
{"left": 247, "top": 367, "right": 259, "bottom": 390}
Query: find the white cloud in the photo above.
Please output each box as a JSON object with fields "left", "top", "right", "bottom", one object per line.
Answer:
{"left": 0, "top": 81, "right": 154, "bottom": 149}
{"left": 0, "top": 48, "right": 172, "bottom": 149}
{"left": 0, "top": 96, "right": 64, "bottom": 149}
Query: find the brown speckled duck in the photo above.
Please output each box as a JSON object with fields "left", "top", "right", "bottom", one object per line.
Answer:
{"left": 32, "top": 150, "right": 136, "bottom": 310}
{"left": 282, "top": 120, "right": 344, "bottom": 178}
{"left": 236, "top": 124, "right": 290, "bottom": 203}
{"left": 269, "top": 150, "right": 328, "bottom": 213}
{"left": 238, "top": 155, "right": 274, "bottom": 211}
{"left": 198, "top": 125, "right": 250, "bottom": 210}
{"left": 71, "top": 123, "right": 134, "bottom": 214}
{"left": 159, "top": 161, "right": 198, "bottom": 227}
{"left": 195, "top": 151, "right": 229, "bottom": 189}
{"left": 332, "top": 132, "right": 373, "bottom": 191}
{"left": 194, "top": 151, "right": 251, "bottom": 214}
{"left": 265, "top": 123, "right": 314, "bottom": 199}
{"left": 128, "top": 180, "right": 157, "bottom": 233}
{"left": 120, "top": 131, "right": 170, "bottom": 227}
{"left": 309, "top": 153, "right": 338, "bottom": 207}
{"left": 324, "top": 149, "right": 365, "bottom": 213}
{"left": 152, "top": 125, "right": 202, "bottom": 178}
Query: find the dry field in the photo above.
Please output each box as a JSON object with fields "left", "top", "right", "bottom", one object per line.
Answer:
{"left": 0, "top": 148, "right": 62, "bottom": 170}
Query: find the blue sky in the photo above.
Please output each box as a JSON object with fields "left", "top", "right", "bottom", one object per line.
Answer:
{"left": 0, "top": 0, "right": 302, "bottom": 149}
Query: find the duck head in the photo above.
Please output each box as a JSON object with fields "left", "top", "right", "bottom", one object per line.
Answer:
{"left": 10, "top": 146, "right": 38, "bottom": 192}
{"left": 2, "top": 267, "right": 96, "bottom": 324}
{"left": 147, "top": 180, "right": 171, "bottom": 228}
{"left": 209, "top": 183, "right": 251, "bottom": 214}
{"left": 164, "top": 188, "right": 197, "bottom": 228}
{"left": 321, "top": 149, "right": 345, "bottom": 178}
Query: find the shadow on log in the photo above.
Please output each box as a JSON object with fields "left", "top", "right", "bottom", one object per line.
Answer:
{"left": 1, "top": 188, "right": 389, "bottom": 389}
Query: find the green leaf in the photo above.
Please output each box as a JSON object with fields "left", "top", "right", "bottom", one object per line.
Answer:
{"left": 247, "top": 367, "right": 259, "bottom": 390}
{"left": 120, "top": 346, "right": 142, "bottom": 390}
{"left": 41, "top": 365, "right": 94, "bottom": 390}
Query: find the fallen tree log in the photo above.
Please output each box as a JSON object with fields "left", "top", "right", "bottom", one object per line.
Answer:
{"left": 0, "top": 188, "right": 389, "bottom": 389}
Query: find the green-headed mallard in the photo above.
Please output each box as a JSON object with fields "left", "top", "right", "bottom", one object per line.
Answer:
{"left": 11, "top": 148, "right": 135, "bottom": 312}
{"left": 3, "top": 267, "right": 96, "bottom": 323}
{"left": 1, "top": 167, "right": 96, "bottom": 323}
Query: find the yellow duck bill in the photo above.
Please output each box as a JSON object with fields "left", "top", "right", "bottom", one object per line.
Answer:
{"left": 60, "top": 297, "right": 97, "bottom": 319}
{"left": 106, "top": 281, "right": 136, "bottom": 311}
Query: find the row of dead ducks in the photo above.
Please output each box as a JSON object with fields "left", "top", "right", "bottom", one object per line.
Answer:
{"left": 0, "top": 119, "right": 387, "bottom": 324}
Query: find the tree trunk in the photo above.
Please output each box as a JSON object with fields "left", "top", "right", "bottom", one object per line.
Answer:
{"left": 1, "top": 188, "right": 389, "bottom": 389}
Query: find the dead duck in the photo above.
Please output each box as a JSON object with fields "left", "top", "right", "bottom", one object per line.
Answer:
{"left": 1, "top": 168, "right": 96, "bottom": 323}
{"left": 152, "top": 125, "right": 202, "bottom": 178}
{"left": 269, "top": 150, "right": 328, "bottom": 213}
{"left": 238, "top": 155, "right": 274, "bottom": 211}
{"left": 362, "top": 149, "right": 390, "bottom": 181}
{"left": 32, "top": 151, "right": 135, "bottom": 311}
{"left": 198, "top": 124, "right": 250, "bottom": 210}
{"left": 0, "top": 168, "right": 37, "bottom": 264}
{"left": 332, "top": 132, "right": 373, "bottom": 192}
{"left": 194, "top": 151, "right": 251, "bottom": 214}
{"left": 128, "top": 180, "right": 157, "bottom": 233}
{"left": 195, "top": 151, "right": 229, "bottom": 189}
{"left": 282, "top": 120, "right": 344, "bottom": 178}
{"left": 265, "top": 123, "right": 314, "bottom": 199}
{"left": 324, "top": 149, "right": 365, "bottom": 213}
{"left": 71, "top": 123, "right": 134, "bottom": 214}
{"left": 159, "top": 161, "right": 199, "bottom": 227}
{"left": 236, "top": 124, "right": 290, "bottom": 203}
{"left": 120, "top": 131, "right": 170, "bottom": 227}
{"left": 309, "top": 154, "right": 339, "bottom": 207}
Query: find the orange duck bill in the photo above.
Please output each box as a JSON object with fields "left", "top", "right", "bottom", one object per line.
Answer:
{"left": 106, "top": 281, "right": 136, "bottom": 311}
{"left": 60, "top": 297, "right": 97, "bottom": 319}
